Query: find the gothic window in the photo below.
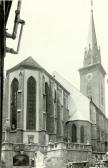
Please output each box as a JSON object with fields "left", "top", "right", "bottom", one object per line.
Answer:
{"left": 57, "top": 99, "right": 61, "bottom": 136}
{"left": 72, "top": 124, "right": 77, "bottom": 143}
{"left": 10, "top": 78, "right": 19, "bottom": 130}
{"left": 45, "top": 82, "right": 54, "bottom": 133}
{"left": 57, "top": 87, "right": 62, "bottom": 136}
{"left": 26, "top": 76, "right": 36, "bottom": 130}
{"left": 42, "top": 77, "right": 46, "bottom": 112}
{"left": 80, "top": 126, "right": 84, "bottom": 143}
{"left": 45, "top": 82, "right": 50, "bottom": 131}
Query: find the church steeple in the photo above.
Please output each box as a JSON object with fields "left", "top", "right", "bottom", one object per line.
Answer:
{"left": 83, "top": 1, "right": 101, "bottom": 66}
{"left": 79, "top": 1, "right": 106, "bottom": 114}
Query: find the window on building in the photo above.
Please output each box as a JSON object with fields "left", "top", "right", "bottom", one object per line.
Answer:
{"left": 42, "top": 76, "right": 46, "bottom": 113}
{"left": 57, "top": 87, "right": 62, "bottom": 136}
{"left": 72, "top": 124, "right": 77, "bottom": 143}
{"left": 45, "top": 82, "right": 54, "bottom": 133}
{"left": 28, "top": 135, "right": 34, "bottom": 144}
{"left": 10, "top": 78, "right": 19, "bottom": 130}
{"left": 45, "top": 82, "right": 50, "bottom": 131}
{"left": 80, "top": 126, "right": 84, "bottom": 143}
{"left": 26, "top": 76, "right": 36, "bottom": 130}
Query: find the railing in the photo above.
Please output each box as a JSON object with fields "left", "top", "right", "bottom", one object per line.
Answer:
{"left": 47, "top": 141, "right": 92, "bottom": 152}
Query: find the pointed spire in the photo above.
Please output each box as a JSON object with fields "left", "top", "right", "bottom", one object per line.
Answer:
{"left": 91, "top": 0, "right": 93, "bottom": 13}
{"left": 87, "top": 5, "right": 97, "bottom": 52}
{"left": 83, "top": 1, "right": 101, "bottom": 67}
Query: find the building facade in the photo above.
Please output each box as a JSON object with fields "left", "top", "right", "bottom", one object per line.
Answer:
{"left": 2, "top": 5, "right": 108, "bottom": 168}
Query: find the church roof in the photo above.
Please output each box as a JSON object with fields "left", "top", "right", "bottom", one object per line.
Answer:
{"left": 7, "top": 56, "right": 43, "bottom": 74}
{"left": 7, "top": 56, "right": 70, "bottom": 94}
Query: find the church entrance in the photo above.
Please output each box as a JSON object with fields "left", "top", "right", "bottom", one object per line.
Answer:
{"left": 13, "top": 154, "right": 29, "bottom": 166}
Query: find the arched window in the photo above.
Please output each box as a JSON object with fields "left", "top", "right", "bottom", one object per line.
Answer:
{"left": 45, "top": 82, "right": 54, "bottom": 133}
{"left": 13, "top": 154, "right": 29, "bottom": 166}
{"left": 26, "top": 76, "right": 36, "bottom": 130}
{"left": 10, "top": 78, "right": 19, "bottom": 130}
{"left": 72, "top": 124, "right": 77, "bottom": 143}
{"left": 45, "top": 82, "right": 50, "bottom": 132}
{"left": 80, "top": 126, "right": 84, "bottom": 143}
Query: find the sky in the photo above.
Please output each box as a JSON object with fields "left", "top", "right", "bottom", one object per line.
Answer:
{"left": 5, "top": 0, "right": 108, "bottom": 116}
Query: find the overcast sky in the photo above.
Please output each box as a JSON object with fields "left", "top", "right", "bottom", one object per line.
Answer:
{"left": 5, "top": 0, "right": 108, "bottom": 116}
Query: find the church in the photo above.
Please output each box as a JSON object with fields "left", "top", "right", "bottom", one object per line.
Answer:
{"left": 2, "top": 3, "right": 108, "bottom": 168}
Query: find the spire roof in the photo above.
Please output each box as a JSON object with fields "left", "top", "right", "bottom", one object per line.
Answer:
{"left": 83, "top": 5, "right": 101, "bottom": 67}
{"left": 87, "top": 11, "right": 97, "bottom": 51}
{"left": 6, "top": 56, "right": 43, "bottom": 74}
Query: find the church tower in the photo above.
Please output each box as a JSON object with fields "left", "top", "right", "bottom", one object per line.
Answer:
{"left": 79, "top": 2, "right": 106, "bottom": 113}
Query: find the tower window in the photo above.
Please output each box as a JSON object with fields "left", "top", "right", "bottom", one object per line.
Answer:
{"left": 10, "top": 78, "right": 19, "bottom": 130}
{"left": 26, "top": 76, "right": 36, "bottom": 130}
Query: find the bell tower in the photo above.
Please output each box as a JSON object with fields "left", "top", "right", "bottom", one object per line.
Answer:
{"left": 79, "top": 1, "right": 106, "bottom": 113}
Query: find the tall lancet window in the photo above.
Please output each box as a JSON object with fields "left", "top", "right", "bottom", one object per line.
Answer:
{"left": 42, "top": 76, "right": 46, "bottom": 112}
{"left": 45, "top": 82, "right": 54, "bottom": 133}
{"left": 45, "top": 82, "right": 50, "bottom": 132}
{"left": 27, "top": 77, "right": 36, "bottom": 130}
{"left": 10, "top": 78, "right": 19, "bottom": 130}
{"left": 80, "top": 126, "right": 84, "bottom": 143}
{"left": 42, "top": 76, "right": 46, "bottom": 130}
{"left": 72, "top": 124, "right": 77, "bottom": 143}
